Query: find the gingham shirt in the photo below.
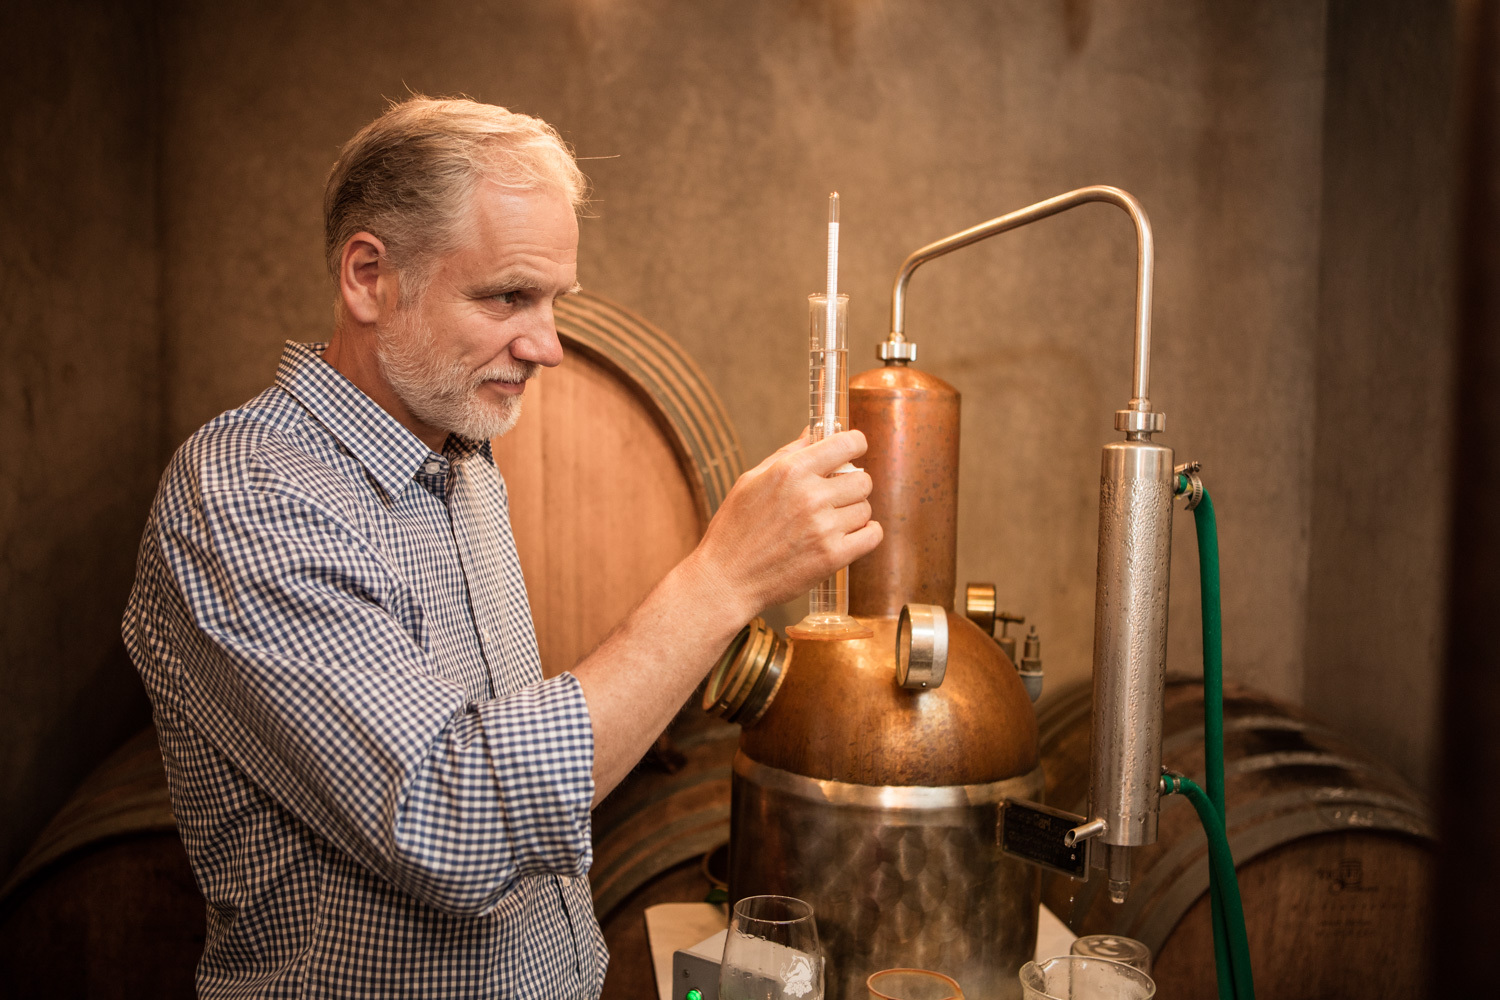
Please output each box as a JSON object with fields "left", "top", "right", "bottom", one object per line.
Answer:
{"left": 123, "top": 341, "right": 606, "bottom": 999}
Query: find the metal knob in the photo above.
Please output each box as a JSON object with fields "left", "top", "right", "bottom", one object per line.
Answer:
{"left": 896, "top": 603, "right": 949, "bottom": 690}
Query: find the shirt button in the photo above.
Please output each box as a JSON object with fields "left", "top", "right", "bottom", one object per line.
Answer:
{"left": 559, "top": 876, "right": 573, "bottom": 887}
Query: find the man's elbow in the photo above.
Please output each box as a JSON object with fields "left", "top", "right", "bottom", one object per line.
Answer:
{"left": 383, "top": 832, "right": 522, "bottom": 917}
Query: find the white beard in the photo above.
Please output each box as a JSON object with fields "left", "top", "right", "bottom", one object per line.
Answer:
{"left": 375, "top": 307, "right": 537, "bottom": 442}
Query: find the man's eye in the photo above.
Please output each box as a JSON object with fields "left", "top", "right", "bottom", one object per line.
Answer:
{"left": 494, "top": 291, "right": 522, "bottom": 305}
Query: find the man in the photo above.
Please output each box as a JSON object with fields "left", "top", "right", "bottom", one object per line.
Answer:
{"left": 123, "top": 97, "right": 880, "bottom": 999}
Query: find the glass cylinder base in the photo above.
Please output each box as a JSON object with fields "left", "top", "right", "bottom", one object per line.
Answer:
{"left": 786, "top": 613, "right": 874, "bottom": 641}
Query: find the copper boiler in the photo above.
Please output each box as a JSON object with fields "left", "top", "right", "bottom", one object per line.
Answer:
{"left": 706, "top": 360, "right": 1042, "bottom": 1000}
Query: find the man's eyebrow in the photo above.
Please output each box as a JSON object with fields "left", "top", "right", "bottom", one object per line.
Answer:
{"left": 469, "top": 272, "right": 542, "bottom": 297}
{"left": 469, "top": 272, "right": 581, "bottom": 298}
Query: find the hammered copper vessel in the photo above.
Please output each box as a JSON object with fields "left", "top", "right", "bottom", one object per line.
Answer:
{"left": 710, "top": 362, "right": 1042, "bottom": 1000}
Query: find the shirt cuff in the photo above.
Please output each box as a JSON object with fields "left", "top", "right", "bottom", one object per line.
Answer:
{"left": 474, "top": 671, "right": 596, "bottom": 877}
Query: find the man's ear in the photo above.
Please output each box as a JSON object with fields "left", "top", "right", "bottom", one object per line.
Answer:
{"left": 339, "top": 232, "right": 395, "bottom": 325}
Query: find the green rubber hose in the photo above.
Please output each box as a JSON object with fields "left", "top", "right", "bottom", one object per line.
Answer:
{"left": 1176, "top": 474, "right": 1255, "bottom": 1000}
{"left": 1180, "top": 475, "right": 1232, "bottom": 992}
{"left": 1163, "top": 774, "right": 1255, "bottom": 1000}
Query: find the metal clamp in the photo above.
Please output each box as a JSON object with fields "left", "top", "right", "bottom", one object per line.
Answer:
{"left": 896, "top": 603, "right": 949, "bottom": 689}
{"left": 1174, "top": 461, "right": 1204, "bottom": 510}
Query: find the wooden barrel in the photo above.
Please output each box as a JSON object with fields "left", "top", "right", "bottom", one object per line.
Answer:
{"left": 0, "top": 291, "right": 744, "bottom": 997}
{"left": 496, "top": 292, "right": 743, "bottom": 676}
{"left": 0, "top": 728, "right": 199, "bottom": 999}
{"left": 1037, "top": 678, "right": 1434, "bottom": 999}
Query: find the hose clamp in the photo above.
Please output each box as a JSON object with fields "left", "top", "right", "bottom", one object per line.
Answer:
{"left": 1174, "top": 461, "right": 1204, "bottom": 511}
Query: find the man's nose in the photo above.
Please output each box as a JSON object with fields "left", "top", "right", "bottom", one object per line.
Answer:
{"left": 511, "top": 304, "right": 565, "bottom": 368}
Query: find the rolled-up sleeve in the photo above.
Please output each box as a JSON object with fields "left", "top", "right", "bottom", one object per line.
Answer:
{"left": 129, "top": 478, "right": 595, "bottom": 917}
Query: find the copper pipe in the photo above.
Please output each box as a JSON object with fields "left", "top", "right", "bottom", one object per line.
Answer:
{"left": 847, "top": 365, "right": 960, "bottom": 618}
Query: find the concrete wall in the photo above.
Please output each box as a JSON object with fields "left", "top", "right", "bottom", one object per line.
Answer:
{"left": 1304, "top": 0, "right": 1456, "bottom": 784}
{"left": 0, "top": 0, "right": 1458, "bottom": 879}
{"left": 0, "top": 0, "right": 160, "bottom": 877}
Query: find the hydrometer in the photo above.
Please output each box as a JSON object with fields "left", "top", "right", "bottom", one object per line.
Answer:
{"left": 786, "top": 192, "right": 873, "bottom": 641}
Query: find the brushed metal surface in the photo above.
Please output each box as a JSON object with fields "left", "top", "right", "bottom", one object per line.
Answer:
{"left": 1089, "top": 439, "right": 1175, "bottom": 849}
{"left": 730, "top": 755, "right": 1045, "bottom": 1000}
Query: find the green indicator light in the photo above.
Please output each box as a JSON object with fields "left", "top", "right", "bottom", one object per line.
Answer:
{"left": 685, "top": 990, "right": 703, "bottom": 1000}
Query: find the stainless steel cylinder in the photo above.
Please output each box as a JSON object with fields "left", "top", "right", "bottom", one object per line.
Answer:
{"left": 729, "top": 753, "right": 1043, "bottom": 1000}
{"left": 1088, "top": 439, "right": 1175, "bottom": 856}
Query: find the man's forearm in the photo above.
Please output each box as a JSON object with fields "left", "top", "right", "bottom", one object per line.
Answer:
{"left": 571, "top": 549, "right": 750, "bottom": 804}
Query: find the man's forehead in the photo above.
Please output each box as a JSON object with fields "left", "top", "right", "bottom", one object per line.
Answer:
{"left": 444, "top": 183, "right": 579, "bottom": 288}
{"left": 466, "top": 179, "right": 577, "bottom": 229}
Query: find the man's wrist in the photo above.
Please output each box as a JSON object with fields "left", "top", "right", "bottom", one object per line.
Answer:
{"left": 669, "top": 547, "right": 758, "bottom": 638}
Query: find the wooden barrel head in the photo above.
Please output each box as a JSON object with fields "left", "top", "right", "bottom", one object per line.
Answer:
{"left": 1152, "top": 829, "right": 1430, "bottom": 999}
{"left": 493, "top": 291, "right": 743, "bottom": 676}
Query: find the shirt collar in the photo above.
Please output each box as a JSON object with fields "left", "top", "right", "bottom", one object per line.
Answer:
{"left": 275, "top": 340, "right": 441, "bottom": 498}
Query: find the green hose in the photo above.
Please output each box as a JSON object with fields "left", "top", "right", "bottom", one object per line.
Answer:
{"left": 1174, "top": 474, "right": 1255, "bottom": 1000}
{"left": 1162, "top": 773, "right": 1255, "bottom": 1000}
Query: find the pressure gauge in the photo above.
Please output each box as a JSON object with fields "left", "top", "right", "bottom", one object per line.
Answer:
{"left": 896, "top": 603, "right": 949, "bottom": 690}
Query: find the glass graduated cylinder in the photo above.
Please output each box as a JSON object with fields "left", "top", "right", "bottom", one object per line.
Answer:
{"left": 808, "top": 294, "right": 848, "bottom": 620}
{"left": 786, "top": 294, "right": 870, "bottom": 641}
{"left": 807, "top": 292, "right": 850, "bottom": 445}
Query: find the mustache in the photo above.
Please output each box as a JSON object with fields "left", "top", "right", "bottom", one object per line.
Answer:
{"left": 472, "top": 360, "right": 539, "bottom": 385}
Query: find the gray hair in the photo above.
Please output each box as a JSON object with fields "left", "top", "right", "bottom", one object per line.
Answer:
{"left": 324, "top": 96, "right": 588, "bottom": 300}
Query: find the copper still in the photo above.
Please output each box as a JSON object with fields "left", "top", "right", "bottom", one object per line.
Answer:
{"left": 706, "top": 185, "right": 1170, "bottom": 1000}
{"left": 706, "top": 362, "right": 1043, "bottom": 999}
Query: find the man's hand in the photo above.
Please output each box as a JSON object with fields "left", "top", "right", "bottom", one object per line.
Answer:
{"left": 691, "top": 430, "right": 882, "bottom": 622}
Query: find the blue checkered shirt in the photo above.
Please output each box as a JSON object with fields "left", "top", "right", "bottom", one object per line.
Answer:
{"left": 123, "top": 341, "right": 607, "bottom": 998}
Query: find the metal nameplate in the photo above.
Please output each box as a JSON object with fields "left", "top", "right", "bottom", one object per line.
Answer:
{"left": 1000, "top": 799, "right": 1089, "bottom": 879}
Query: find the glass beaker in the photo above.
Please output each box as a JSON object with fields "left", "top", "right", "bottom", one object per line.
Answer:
{"left": 1070, "top": 935, "right": 1152, "bottom": 974}
{"left": 1018, "top": 956, "right": 1155, "bottom": 1000}
{"left": 867, "top": 968, "right": 965, "bottom": 1000}
{"left": 719, "top": 895, "right": 824, "bottom": 1000}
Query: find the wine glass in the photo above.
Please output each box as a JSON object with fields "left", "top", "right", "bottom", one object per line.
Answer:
{"left": 718, "top": 895, "right": 824, "bottom": 1000}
